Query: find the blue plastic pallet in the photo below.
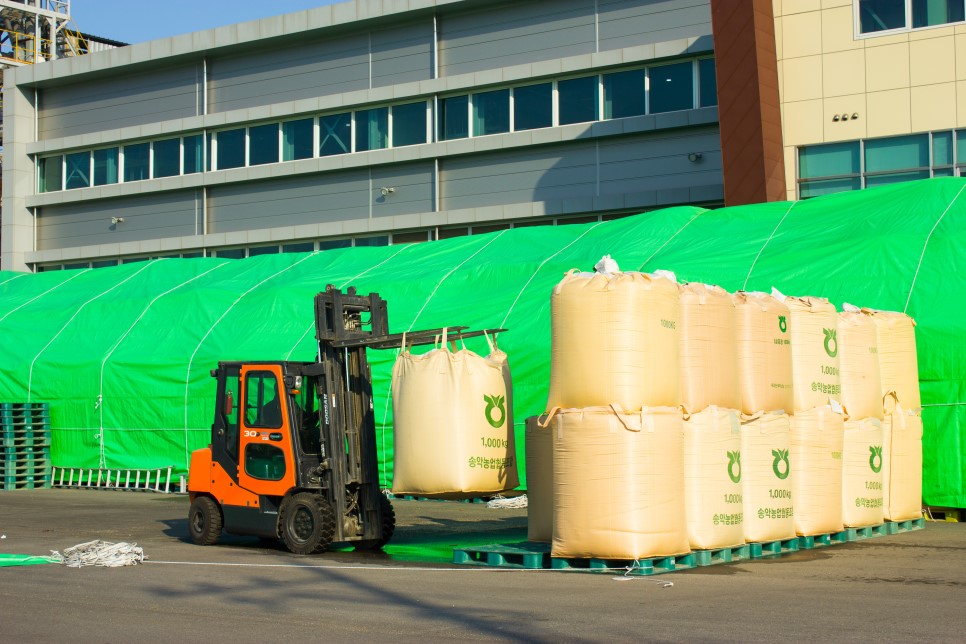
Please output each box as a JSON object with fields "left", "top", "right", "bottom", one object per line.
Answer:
{"left": 550, "top": 551, "right": 697, "bottom": 576}
{"left": 452, "top": 542, "right": 550, "bottom": 569}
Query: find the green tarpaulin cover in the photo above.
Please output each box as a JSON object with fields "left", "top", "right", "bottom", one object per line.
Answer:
{"left": 1, "top": 178, "right": 963, "bottom": 506}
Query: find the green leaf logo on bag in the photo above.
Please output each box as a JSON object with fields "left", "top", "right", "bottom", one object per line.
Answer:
{"left": 483, "top": 394, "right": 506, "bottom": 428}
{"left": 727, "top": 451, "right": 741, "bottom": 483}
{"left": 823, "top": 328, "right": 838, "bottom": 357}
{"left": 771, "top": 448, "right": 790, "bottom": 480}
{"left": 778, "top": 315, "right": 787, "bottom": 333}
{"left": 869, "top": 445, "right": 883, "bottom": 473}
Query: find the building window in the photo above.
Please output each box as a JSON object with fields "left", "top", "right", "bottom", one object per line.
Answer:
{"left": 65, "top": 151, "right": 91, "bottom": 190}
{"left": 933, "top": 131, "right": 954, "bottom": 176}
{"left": 558, "top": 75, "right": 599, "bottom": 125}
{"left": 123, "top": 142, "right": 150, "bottom": 182}
{"left": 248, "top": 245, "right": 279, "bottom": 256}
{"left": 282, "top": 241, "right": 315, "bottom": 253}
{"left": 391, "top": 231, "right": 430, "bottom": 244}
{"left": 38, "top": 156, "right": 63, "bottom": 192}
{"left": 913, "top": 0, "right": 965, "bottom": 26}
{"left": 282, "top": 118, "right": 313, "bottom": 161}
{"left": 698, "top": 58, "right": 718, "bottom": 108}
{"left": 799, "top": 141, "right": 861, "bottom": 198}
{"left": 318, "top": 239, "right": 352, "bottom": 251}
{"left": 392, "top": 101, "right": 428, "bottom": 147}
{"left": 649, "top": 62, "right": 694, "bottom": 114}
{"left": 864, "top": 134, "right": 930, "bottom": 187}
{"left": 153, "top": 137, "right": 181, "bottom": 178}
{"left": 93, "top": 148, "right": 119, "bottom": 186}
{"left": 472, "top": 89, "right": 510, "bottom": 136}
{"left": 513, "top": 83, "right": 552, "bottom": 131}
{"left": 857, "top": 0, "right": 966, "bottom": 33}
{"left": 439, "top": 95, "right": 469, "bottom": 140}
{"left": 183, "top": 134, "right": 203, "bottom": 174}
{"left": 355, "top": 107, "right": 389, "bottom": 152}
{"left": 215, "top": 248, "right": 246, "bottom": 259}
{"left": 216, "top": 128, "right": 246, "bottom": 170}
{"left": 353, "top": 235, "right": 389, "bottom": 247}
{"left": 320, "top": 112, "right": 351, "bottom": 156}
{"left": 604, "top": 69, "right": 646, "bottom": 120}
{"left": 249, "top": 123, "right": 279, "bottom": 166}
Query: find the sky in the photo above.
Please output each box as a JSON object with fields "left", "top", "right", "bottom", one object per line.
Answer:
{"left": 70, "top": 0, "right": 343, "bottom": 44}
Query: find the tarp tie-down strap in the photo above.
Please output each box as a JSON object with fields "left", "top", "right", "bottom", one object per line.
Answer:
{"left": 904, "top": 183, "right": 966, "bottom": 313}
{"left": 636, "top": 212, "right": 704, "bottom": 272}
{"left": 0, "top": 269, "right": 89, "bottom": 326}
{"left": 742, "top": 201, "right": 797, "bottom": 291}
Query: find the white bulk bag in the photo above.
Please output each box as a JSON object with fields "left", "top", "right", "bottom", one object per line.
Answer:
{"left": 842, "top": 417, "right": 885, "bottom": 528}
{"left": 734, "top": 291, "right": 793, "bottom": 414}
{"left": 882, "top": 395, "right": 923, "bottom": 521}
{"left": 679, "top": 284, "right": 740, "bottom": 412}
{"left": 838, "top": 308, "right": 883, "bottom": 420}
{"left": 863, "top": 309, "right": 921, "bottom": 410}
{"left": 740, "top": 411, "right": 795, "bottom": 543}
{"left": 790, "top": 405, "right": 845, "bottom": 536}
{"left": 525, "top": 415, "right": 553, "bottom": 543}
{"left": 783, "top": 295, "right": 841, "bottom": 412}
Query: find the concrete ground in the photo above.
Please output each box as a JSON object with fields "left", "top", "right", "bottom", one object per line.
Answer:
{"left": 0, "top": 488, "right": 964, "bottom": 643}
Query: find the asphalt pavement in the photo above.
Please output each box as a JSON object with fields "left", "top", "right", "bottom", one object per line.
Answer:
{"left": 1, "top": 489, "right": 964, "bottom": 643}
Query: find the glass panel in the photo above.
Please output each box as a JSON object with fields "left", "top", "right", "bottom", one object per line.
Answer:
{"left": 282, "top": 118, "right": 313, "bottom": 161}
{"left": 865, "top": 134, "right": 929, "bottom": 172}
{"left": 799, "top": 141, "right": 861, "bottom": 178}
{"left": 93, "top": 148, "right": 119, "bottom": 186}
{"left": 699, "top": 58, "right": 718, "bottom": 107}
{"left": 472, "top": 224, "right": 511, "bottom": 234}
{"left": 859, "top": 0, "right": 907, "bottom": 33}
{"left": 216, "top": 128, "right": 246, "bottom": 170}
{"left": 63, "top": 262, "right": 91, "bottom": 270}
{"left": 603, "top": 68, "right": 646, "bottom": 120}
{"left": 92, "top": 260, "right": 119, "bottom": 268}
{"left": 318, "top": 239, "right": 352, "bottom": 250}
{"left": 153, "top": 137, "right": 180, "bottom": 178}
{"left": 245, "top": 443, "right": 286, "bottom": 481}
{"left": 123, "top": 142, "right": 150, "bottom": 182}
{"left": 933, "top": 131, "right": 953, "bottom": 165}
{"left": 353, "top": 235, "right": 389, "bottom": 247}
{"left": 319, "top": 113, "right": 352, "bottom": 156}
{"left": 223, "top": 370, "right": 240, "bottom": 461}
{"left": 181, "top": 252, "right": 204, "bottom": 259}
{"left": 282, "top": 241, "right": 315, "bottom": 253}
{"left": 933, "top": 167, "right": 955, "bottom": 177}
{"left": 513, "top": 83, "right": 552, "bottom": 131}
{"left": 866, "top": 170, "right": 931, "bottom": 187}
{"left": 439, "top": 95, "right": 469, "bottom": 140}
{"left": 437, "top": 227, "right": 468, "bottom": 239}
{"left": 39, "top": 156, "right": 63, "bottom": 192}
{"left": 392, "top": 231, "right": 430, "bottom": 244}
{"left": 249, "top": 123, "right": 279, "bottom": 166}
{"left": 215, "top": 248, "right": 246, "bottom": 259}
{"left": 558, "top": 75, "right": 599, "bottom": 125}
{"left": 392, "top": 101, "right": 428, "bottom": 147}
{"left": 799, "top": 177, "right": 862, "bottom": 198}
{"left": 559, "top": 215, "right": 599, "bottom": 225}
{"left": 248, "top": 245, "right": 279, "bottom": 256}
{"left": 649, "top": 62, "right": 694, "bottom": 114}
{"left": 472, "top": 89, "right": 510, "bottom": 136}
{"left": 912, "top": 0, "right": 964, "bottom": 27}
{"left": 183, "top": 134, "right": 203, "bottom": 174}
{"left": 65, "top": 151, "right": 91, "bottom": 190}
{"left": 293, "top": 378, "right": 321, "bottom": 455}
{"left": 355, "top": 107, "right": 389, "bottom": 152}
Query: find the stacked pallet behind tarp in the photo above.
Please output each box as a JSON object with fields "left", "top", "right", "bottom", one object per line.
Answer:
{"left": 1, "top": 403, "right": 51, "bottom": 490}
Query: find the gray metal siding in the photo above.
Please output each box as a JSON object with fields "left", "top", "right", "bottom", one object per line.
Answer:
{"left": 37, "top": 191, "right": 201, "bottom": 251}
{"left": 208, "top": 162, "right": 434, "bottom": 233}
{"left": 38, "top": 64, "right": 202, "bottom": 140}
{"left": 371, "top": 21, "right": 435, "bottom": 89}
{"left": 440, "top": 127, "right": 721, "bottom": 210}
{"left": 438, "top": 0, "right": 595, "bottom": 78}
{"left": 597, "top": 0, "right": 713, "bottom": 52}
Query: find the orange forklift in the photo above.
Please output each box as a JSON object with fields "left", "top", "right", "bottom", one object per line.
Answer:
{"left": 187, "top": 286, "right": 502, "bottom": 554}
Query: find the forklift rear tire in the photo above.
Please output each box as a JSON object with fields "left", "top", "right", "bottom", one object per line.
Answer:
{"left": 188, "top": 496, "right": 222, "bottom": 546}
{"left": 279, "top": 492, "right": 336, "bottom": 555}
{"left": 355, "top": 494, "right": 396, "bottom": 551}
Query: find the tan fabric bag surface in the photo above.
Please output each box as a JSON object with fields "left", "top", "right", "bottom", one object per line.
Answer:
{"left": 734, "top": 291, "right": 793, "bottom": 414}
{"left": 551, "top": 405, "right": 689, "bottom": 560}
{"left": 546, "top": 270, "right": 681, "bottom": 411}
{"left": 863, "top": 309, "right": 921, "bottom": 410}
{"left": 882, "top": 396, "right": 923, "bottom": 521}
{"left": 525, "top": 415, "right": 553, "bottom": 543}
{"left": 784, "top": 295, "right": 841, "bottom": 412}
{"left": 790, "top": 405, "right": 845, "bottom": 536}
{"left": 842, "top": 417, "right": 885, "bottom": 528}
{"left": 391, "top": 330, "right": 518, "bottom": 496}
{"left": 680, "top": 284, "right": 740, "bottom": 412}
{"left": 838, "top": 309, "right": 883, "bottom": 420}
{"left": 740, "top": 411, "right": 795, "bottom": 543}
{"left": 683, "top": 407, "right": 744, "bottom": 550}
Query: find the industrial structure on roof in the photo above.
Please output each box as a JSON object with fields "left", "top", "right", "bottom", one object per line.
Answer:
{"left": 2, "top": 0, "right": 966, "bottom": 274}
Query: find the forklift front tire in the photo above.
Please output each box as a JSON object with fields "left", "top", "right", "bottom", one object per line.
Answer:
{"left": 188, "top": 496, "right": 223, "bottom": 546}
{"left": 279, "top": 492, "right": 336, "bottom": 555}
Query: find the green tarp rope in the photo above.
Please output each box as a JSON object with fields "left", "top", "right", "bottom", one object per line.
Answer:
{"left": 1, "top": 177, "right": 963, "bottom": 506}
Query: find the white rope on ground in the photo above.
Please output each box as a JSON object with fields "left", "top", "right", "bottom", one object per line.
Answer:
{"left": 636, "top": 211, "right": 705, "bottom": 272}
{"left": 50, "top": 540, "right": 145, "bottom": 568}
{"left": 742, "top": 201, "right": 796, "bottom": 291}
{"left": 903, "top": 183, "right": 966, "bottom": 313}
{"left": 486, "top": 494, "right": 529, "bottom": 509}
{"left": 0, "top": 268, "right": 90, "bottom": 325}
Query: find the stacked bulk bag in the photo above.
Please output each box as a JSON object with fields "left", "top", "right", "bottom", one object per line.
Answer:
{"left": 789, "top": 405, "right": 845, "bottom": 535}
{"left": 546, "top": 270, "right": 681, "bottom": 410}
{"left": 683, "top": 407, "right": 744, "bottom": 549}
{"left": 551, "top": 405, "right": 688, "bottom": 559}
{"left": 391, "top": 330, "right": 518, "bottom": 497}
{"left": 740, "top": 411, "right": 795, "bottom": 542}
{"left": 837, "top": 307, "right": 884, "bottom": 421}
{"left": 842, "top": 417, "right": 885, "bottom": 527}
{"left": 525, "top": 415, "right": 553, "bottom": 542}
{"left": 783, "top": 294, "right": 841, "bottom": 412}
{"left": 679, "top": 284, "right": 740, "bottom": 412}
{"left": 734, "top": 291, "right": 793, "bottom": 414}
{"left": 863, "top": 309, "right": 921, "bottom": 409}
{"left": 882, "top": 395, "right": 923, "bottom": 521}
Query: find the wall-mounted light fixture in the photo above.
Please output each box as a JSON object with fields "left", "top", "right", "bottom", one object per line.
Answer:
{"left": 380, "top": 187, "right": 396, "bottom": 196}
{"left": 111, "top": 216, "right": 125, "bottom": 225}
{"left": 851, "top": 113, "right": 859, "bottom": 120}
{"left": 687, "top": 152, "right": 703, "bottom": 163}
{"left": 832, "top": 114, "right": 841, "bottom": 122}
